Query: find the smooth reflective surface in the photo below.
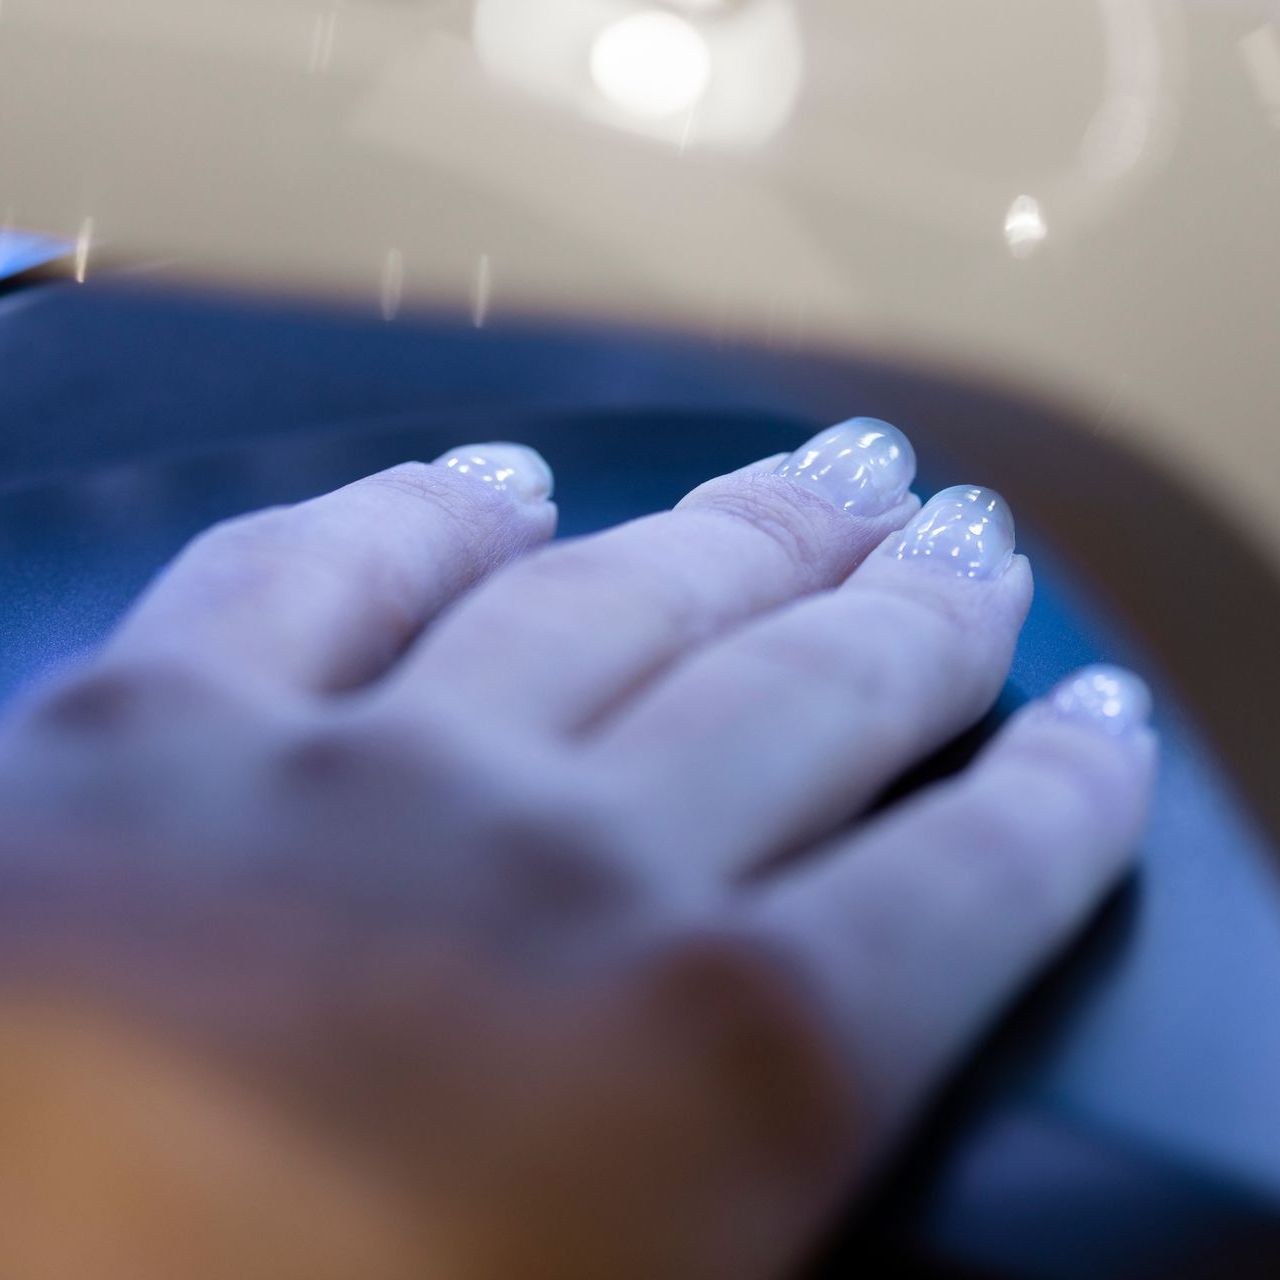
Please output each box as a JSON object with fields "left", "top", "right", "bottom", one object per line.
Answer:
{"left": 433, "top": 442, "right": 555, "bottom": 504}
{"left": 0, "top": 229, "right": 69, "bottom": 279}
{"left": 774, "top": 418, "right": 916, "bottom": 515}
{"left": 1003, "top": 196, "right": 1049, "bottom": 259}
{"left": 893, "top": 486, "right": 1017, "bottom": 580}
{"left": 473, "top": 0, "right": 802, "bottom": 148}
{"left": 1050, "top": 664, "right": 1155, "bottom": 735}
{"left": 587, "top": 11, "right": 712, "bottom": 121}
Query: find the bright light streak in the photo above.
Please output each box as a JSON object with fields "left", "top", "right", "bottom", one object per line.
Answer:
{"left": 471, "top": 253, "right": 492, "bottom": 328}
{"left": 380, "top": 248, "right": 403, "bottom": 321}
{"left": 74, "top": 217, "right": 94, "bottom": 283}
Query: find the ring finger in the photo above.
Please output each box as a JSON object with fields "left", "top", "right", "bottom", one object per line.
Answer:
{"left": 595, "top": 487, "right": 1033, "bottom": 875}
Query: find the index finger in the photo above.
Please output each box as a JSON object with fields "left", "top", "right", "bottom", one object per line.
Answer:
{"left": 105, "top": 446, "right": 556, "bottom": 695}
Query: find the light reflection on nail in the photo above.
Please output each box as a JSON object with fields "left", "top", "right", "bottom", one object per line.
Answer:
{"left": 893, "top": 486, "right": 1015, "bottom": 579}
{"left": 1049, "top": 664, "right": 1153, "bottom": 735}
{"left": 775, "top": 418, "right": 916, "bottom": 515}
{"left": 434, "top": 443, "right": 555, "bottom": 504}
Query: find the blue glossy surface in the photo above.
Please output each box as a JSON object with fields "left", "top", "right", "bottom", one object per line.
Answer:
{"left": 0, "top": 231, "right": 68, "bottom": 280}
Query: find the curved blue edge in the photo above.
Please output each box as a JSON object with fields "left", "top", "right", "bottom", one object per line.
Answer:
{"left": 0, "top": 230, "right": 70, "bottom": 280}
{"left": 0, "top": 280, "right": 1278, "bottom": 1276}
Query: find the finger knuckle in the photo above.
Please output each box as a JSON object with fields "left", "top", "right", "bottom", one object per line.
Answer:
{"left": 483, "top": 540, "right": 648, "bottom": 637}
{"left": 368, "top": 462, "right": 505, "bottom": 529}
{"left": 959, "top": 774, "right": 1086, "bottom": 927}
{"left": 687, "top": 477, "right": 832, "bottom": 585}
{"left": 171, "top": 509, "right": 307, "bottom": 602}
{"left": 273, "top": 720, "right": 422, "bottom": 795}
{"left": 1004, "top": 728, "right": 1135, "bottom": 833}
{"left": 842, "top": 583, "right": 1001, "bottom": 711}
{"left": 186, "top": 507, "right": 296, "bottom": 560}
{"left": 481, "top": 780, "right": 645, "bottom": 919}
{"left": 25, "top": 658, "right": 221, "bottom": 735}
{"left": 730, "top": 607, "right": 908, "bottom": 745}
{"left": 509, "top": 539, "right": 612, "bottom": 597}
{"left": 855, "top": 578, "right": 974, "bottom": 648}
{"left": 747, "top": 608, "right": 881, "bottom": 696}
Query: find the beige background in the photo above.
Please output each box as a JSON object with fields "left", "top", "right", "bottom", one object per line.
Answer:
{"left": 2, "top": 0, "right": 1278, "bottom": 557}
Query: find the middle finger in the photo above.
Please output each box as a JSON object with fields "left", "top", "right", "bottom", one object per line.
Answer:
{"left": 380, "top": 421, "right": 918, "bottom": 735}
{"left": 593, "top": 487, "right": 1033, "bottom": 875}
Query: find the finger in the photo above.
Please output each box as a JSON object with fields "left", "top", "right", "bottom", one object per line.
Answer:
{"left": 383, "top": 421, "right": 919, "bottom": 734}
{"left": 104, "top": 445, "right": 557, "bottom": 695}
{"left": 597, "top": 487, "right": 1032, "bottom": 874}
{"left": 752, "top": 666, "right": 1157, "bottom": 1163}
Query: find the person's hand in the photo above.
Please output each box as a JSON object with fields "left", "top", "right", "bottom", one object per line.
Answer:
{"left": 0, "top": 423, "right": 1155, "bottom": 1280}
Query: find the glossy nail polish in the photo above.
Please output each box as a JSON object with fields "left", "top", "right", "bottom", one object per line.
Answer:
{"left": 434, "top": 442, "right": 554, "bottom": 504}
{"left": 893, "top": 485, "right": 1015, "bottom": 579}
{"left": 1049, "top": 665, "right": 1153, "bottom": 735}
{"left": 775, "top": 418, "right": 916, "bottom": 515}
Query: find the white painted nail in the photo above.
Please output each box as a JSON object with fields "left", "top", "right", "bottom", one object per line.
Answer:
{"left": 893, "top": 485, "right": 1016, "bottom": 579}
{"left": 1049, "top": 665, "right": 1153, "bottom": 735}
{"left": 434, "top": 442, "right": 554, "bottom": 504}
{"left": 775, "top": 418, "right": 916, "bottom": 515}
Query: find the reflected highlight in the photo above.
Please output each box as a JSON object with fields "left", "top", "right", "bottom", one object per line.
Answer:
{"left": 1004, "top": 195, "right": 1047, "bottom": 258}
{"left": 589, "top": 11, "right": 711, "bottom": 119}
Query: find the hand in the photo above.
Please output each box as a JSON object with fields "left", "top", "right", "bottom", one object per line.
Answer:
{"left": 0, "top": 423, "right": 1155, "bottom": 1280}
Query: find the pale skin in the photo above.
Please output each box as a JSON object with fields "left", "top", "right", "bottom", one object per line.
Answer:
{"left": 0, "top": 432, "right": 1154, "bottom": 1278}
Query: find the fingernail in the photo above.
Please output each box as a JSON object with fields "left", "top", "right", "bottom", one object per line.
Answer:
{"left": 774, "top": 418, "right": 916, "bottom": 515}
{"left": 893, "top": 485, "right": 1015, "bottom": 579}
{"left": 1049, "top": 665, "right": 1153, "bottom": 735}
{"left": 434, "top": 442, "right": 554, "bottom": 503}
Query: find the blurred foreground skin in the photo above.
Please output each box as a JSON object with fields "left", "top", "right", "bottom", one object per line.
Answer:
{"left": 0, "top": 431, "right": 1155, "bottom": 1279}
